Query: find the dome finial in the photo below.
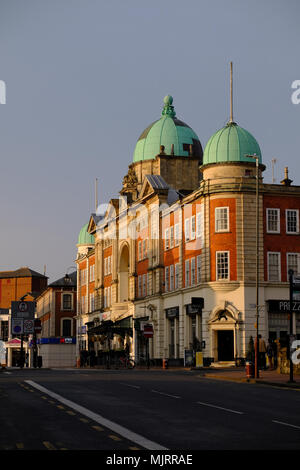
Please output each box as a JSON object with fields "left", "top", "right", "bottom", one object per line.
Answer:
{"left": 162, "top": 95, "right": 176, "bottom": 117}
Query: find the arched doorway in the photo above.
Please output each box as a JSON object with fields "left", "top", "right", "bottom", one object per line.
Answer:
{"left": 119, "top": 244, "right": 129, "bottom": 302}
{"left": 208, "top": 306, "right": 240, "bottom": 364}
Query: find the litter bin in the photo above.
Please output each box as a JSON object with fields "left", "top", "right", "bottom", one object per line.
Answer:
{"left": 162, "top": 358, "right": 168, "bottom": 369}
{"left": 245, "top": 361, "right": 254, "bottom": 379}
{"left": 37, "top": 356, "right": 43, "bottom": 368}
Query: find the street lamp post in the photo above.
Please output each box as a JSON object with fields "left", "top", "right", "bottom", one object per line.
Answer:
{"left": 246, "top": 154, "right": 260, "bottom": 378}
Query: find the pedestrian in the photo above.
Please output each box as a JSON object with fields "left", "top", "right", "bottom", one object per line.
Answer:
{"left": 259, "top": 335, "right": 267, "bottom": 370}
{"left": 266, "top": 340, "right": 273, "bottom": 370}
{"left": 273, "top": 340, "right": 278, "bottom": 369}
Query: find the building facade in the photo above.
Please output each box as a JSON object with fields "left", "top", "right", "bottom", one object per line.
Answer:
{"left": 35, "top": 272, "right": 77, "bottom": 367}
{"left": 0, "top": 267, "right": 48, "bottom": 367}
{"left": 76, "top": 95, "right": 300, "bottom": 367}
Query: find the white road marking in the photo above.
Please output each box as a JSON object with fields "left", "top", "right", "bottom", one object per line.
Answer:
{"left": 196, "top": 401, "right": 244, "bottom": 415}
{"left": 25, "top": 380, "right": 167, "bottom": 451}
{"left": 119, "top": 382, "right": 141, "bottom": 389}
{"left": 272, "top": 420, "right": 300, "bottom": 430}
{"left": 151, "top": 389, "right": 181, "bottom": 399}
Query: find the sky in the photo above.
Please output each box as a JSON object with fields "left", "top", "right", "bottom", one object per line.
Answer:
{"left": 0, "top": 0, "right": 299, "bottom": 283}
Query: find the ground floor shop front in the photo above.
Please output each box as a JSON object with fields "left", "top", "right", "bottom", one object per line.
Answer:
{"left": 78, "top": 282, "right": 298, "bottom": 368}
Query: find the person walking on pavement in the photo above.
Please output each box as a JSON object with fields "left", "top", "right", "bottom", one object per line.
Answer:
{"left": 259, "top": 335, "right": 267, "bottom": 370}
{"left": 266, "top": 339, "right": 274, "bottom": 370}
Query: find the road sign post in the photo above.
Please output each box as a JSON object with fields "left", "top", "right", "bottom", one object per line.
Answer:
{"left": 11, "top": 301, "right": 35, "bottom": 369}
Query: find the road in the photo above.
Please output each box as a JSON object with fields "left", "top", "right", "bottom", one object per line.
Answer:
{"left": 0, "top": 368, "right": 300, "bottom": 451}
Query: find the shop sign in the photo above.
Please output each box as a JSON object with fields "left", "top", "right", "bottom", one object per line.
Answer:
{"left": 267, "top": 300, "right": 300, "bottom": 313}
{"left": 165, "top": 307, "right": 179, "bottom": 319}
{"left": 186, "top": 304, "right": 202, "bottom": 315}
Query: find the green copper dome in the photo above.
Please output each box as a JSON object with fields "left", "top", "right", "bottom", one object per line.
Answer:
{"left": 202, "top": 122, "right": 262, "bottom": 166}
{"left": 78, "top": 223, "right": 94, "bottom": 245}
{"left": 133, "top": 95, "right": 203, "bottom": 163}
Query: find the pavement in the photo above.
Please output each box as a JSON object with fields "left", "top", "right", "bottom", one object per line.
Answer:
{"left": 194, "top": 366, "right": 300, "bottom": 389}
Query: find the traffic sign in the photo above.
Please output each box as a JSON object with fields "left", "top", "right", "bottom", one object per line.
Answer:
{"left": 24, "top": 319, "right": 34, "bottom": 334}
{"left": 11, "top": 318, "right": 23, "bottom": 335}
{"left": 11, "top": 301, "right": 35, "bottom": 319}
{"left": 143, "top": 323, "right": 153, "bottom": 338}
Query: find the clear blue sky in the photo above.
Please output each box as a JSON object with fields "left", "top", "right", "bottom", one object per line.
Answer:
{"left": 0, "top": 0, "right": 299, "bottom": 282}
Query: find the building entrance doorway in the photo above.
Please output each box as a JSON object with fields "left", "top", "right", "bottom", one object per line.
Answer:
{"left": 217, "top": 330, "right": 234, "bottom": 361}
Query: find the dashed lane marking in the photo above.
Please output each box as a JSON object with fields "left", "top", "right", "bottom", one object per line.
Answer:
{"left": 119, "top": 382, "right": 141, "bottom": 389}
{"left": 151, "top": 389, "right": 181, "bottom": 399}
{"left": 196, "top": 401, "right": 244, "bottom": 415}
{"left": 25, "top": 380, "right": 168, "bottom": 451}
{"left": 272, "top": 420, "right": 300, "bottom": 430}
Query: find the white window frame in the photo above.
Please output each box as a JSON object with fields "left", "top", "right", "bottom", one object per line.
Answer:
{"left": 190, "top": 216, "right": 196, "bottom": 240}
{"left": 197, "top": 255, "right": 201, "bottom": 283}
{"left": 170, "top": 265, "right": 174, "bottom": 291}
{"left": 175, "top": 263, "right": 179, "bottom": 289}
{"left": 287, "top": 253, "right": 300, "bottom": 277}
{"left": 185, "top": 260, "right": 190, "bottom": 287}
{"left": 142, "top": 274, "right": 147, "bottom": 297}
{"left": 138, "top": 275, "right": 142, "bottom": 298}
{"left": 170, "top": 226, "right": 174, "bottom": 249}
{"left": 165, "top": 228, "right": 170, "bottom": 251}
{"left": 90, "top": 292, "right": 95, "bottom": 312}
{"left": 286, "top": 209, "right": 299, "bottom": 234}
{"left": 165, "top": 266, "right": 169, "bottom": 292}
{"left": 185, "top": 218, "right": 190, "bottom": 242}
{"left": 215, "top": 207, "right": 229, "bottom": 233}
{"left": 267, "top": 252, "right": 281, "bottom": 282}
{"left": 143, "top": 239, "right": 147, "bottom": 259}
{"left": 196, "top": 211, "right": 202, "bottom": 239}
{"left": 174, "top": 223, "right": 180, "bottom": 246}
{"left": 191, "top": 257, "right": 195, "bottom": 285}
{"left": 216, "top": 251, "right": 230, "bottom": 280}
{"left": 62, "top": 293, "right": 73, "bottom": 311}
{"left": 266, "top": 208, "right": 280, "bottom": 234}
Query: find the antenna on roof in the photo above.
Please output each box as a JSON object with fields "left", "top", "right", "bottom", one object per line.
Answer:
{"left": 95, "top": 178, "right": 98, "bottom": 212}
{"left": 271, "top": 158, "right": 277, "bottom": 183}
{"left": 229, "top": 61, "right": 233, "bottom": 123}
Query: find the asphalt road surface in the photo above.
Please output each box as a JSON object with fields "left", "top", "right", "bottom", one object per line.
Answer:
{"left": 1, "top": 368, "right": 300, "bottom": 451}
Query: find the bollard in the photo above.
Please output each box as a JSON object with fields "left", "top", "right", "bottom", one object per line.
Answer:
{"left": 245, "top": 361, "right": 254, "bottom": 379}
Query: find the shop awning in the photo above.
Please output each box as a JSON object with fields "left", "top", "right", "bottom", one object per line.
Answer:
{"left": 88, "top": 317, "right": 132, "bottom": 336}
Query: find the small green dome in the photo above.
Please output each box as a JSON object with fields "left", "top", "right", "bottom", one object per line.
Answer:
{"left": 133, "top": 95, "right": 203, "bottom": 163}
{"left": 78, "top": 223, "right": 94, "bottom": 245}
{"left": 202, "top": 122, "right": 262, "bottom": 166}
